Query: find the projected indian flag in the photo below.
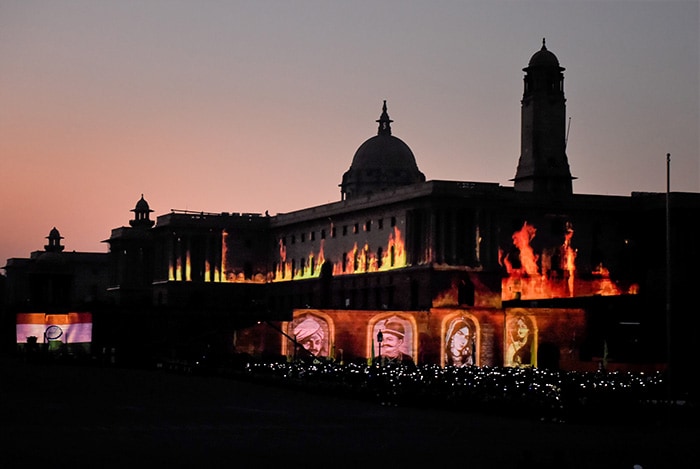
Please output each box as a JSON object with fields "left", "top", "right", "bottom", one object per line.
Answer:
{"left": 16, "top": 312, "right": 93, "bottom": 346}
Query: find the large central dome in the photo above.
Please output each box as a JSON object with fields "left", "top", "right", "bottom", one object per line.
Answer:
{"left": 340, "top": 101, "right": 425, "bottom": 200}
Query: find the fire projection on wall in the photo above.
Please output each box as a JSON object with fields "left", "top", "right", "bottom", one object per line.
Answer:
{"left": 499, "top": 221, "right": 637, "bottom": 300}
{"left": 273, "top": 226, "right": 407, "bottom": 281}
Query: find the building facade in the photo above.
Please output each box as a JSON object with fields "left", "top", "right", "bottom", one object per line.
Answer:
{"left": 2, "top": 227, "right": 109, "bottom": 356}
{"left": 4, "top": 41, "right": 697, "bottom": 394}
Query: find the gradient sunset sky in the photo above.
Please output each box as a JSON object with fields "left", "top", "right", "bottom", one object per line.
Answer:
{"left": 1, "top": 0, "right": 698, "bottom": 269}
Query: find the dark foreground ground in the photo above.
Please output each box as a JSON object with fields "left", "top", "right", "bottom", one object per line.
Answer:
{"left": 0, "top": 356, "right": 695, "bottom": 468}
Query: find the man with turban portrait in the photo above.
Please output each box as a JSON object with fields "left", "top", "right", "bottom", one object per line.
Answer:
{"left": 293, "top": 316, "right": 326, "bottom": 357}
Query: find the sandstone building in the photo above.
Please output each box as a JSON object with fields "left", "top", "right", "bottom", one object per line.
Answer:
{"left": 4, "top": 41, "right": 697, "bottom": 394}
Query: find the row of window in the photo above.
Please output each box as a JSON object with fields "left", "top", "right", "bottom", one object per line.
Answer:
{"left": 281, "top": 216, "right": 397, "bottom": 246}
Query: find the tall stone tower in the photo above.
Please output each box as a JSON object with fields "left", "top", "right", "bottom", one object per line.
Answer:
{"left": 513, "top": 39, "right": 574, "bottom": 195}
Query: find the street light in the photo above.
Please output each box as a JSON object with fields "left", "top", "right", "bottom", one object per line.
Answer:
{"left": 377, "top": 330, "right": 383, "bottom": 365}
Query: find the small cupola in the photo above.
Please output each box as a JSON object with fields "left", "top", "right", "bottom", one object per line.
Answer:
{"left": 44, "top": 227, "right": 65, "bottom": 252}
{"left": 130, "top": 194, "right": 155, "bottom": 228}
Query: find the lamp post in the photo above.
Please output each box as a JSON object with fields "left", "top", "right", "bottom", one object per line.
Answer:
{"left": 377, "top": 330, "right": 383, "bottom": 365}
{"left": 665, "top": 153, "right": 672, "bottom": 397}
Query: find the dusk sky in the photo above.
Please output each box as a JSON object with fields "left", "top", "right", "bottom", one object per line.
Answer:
{"left": 1, "top": 0, "right": 698, "bottom": 269}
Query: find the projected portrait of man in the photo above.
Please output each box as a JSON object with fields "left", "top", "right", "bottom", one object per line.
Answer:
{"left": 445, "top": 317, "right": 475, "bottom": 367}
{"left": 291, "top": 314, "right": 328, "bottom": 357}
{"left": 375, "top": 317, "right": 414, "bottom": 366}
{"left": 505, "top": 314, "right": 534, "bottom": 367}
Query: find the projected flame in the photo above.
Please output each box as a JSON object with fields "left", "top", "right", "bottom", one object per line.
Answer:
{"left": 271, "top": 226, "right": 407, "bottom": 281}
{"left": 168, "top": 217, "right": 636, "bottom": 300}
{"left": 276, "top": 237, "right": 288, "bottom": 280}
{"left": 499, "top": 221, "right": 634, "bottom": 300}
{"left": 168, "top": 227, "right": 406, "bottom": 283}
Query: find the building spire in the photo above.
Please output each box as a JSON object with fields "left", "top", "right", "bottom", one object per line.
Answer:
{"left": 376, "top": 100, "right": 393, "bottom": 136}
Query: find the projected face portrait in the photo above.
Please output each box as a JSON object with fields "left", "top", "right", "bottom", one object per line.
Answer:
{"left": 505, "top": 314, "right": 533, "bottom": 367}
{"left": 375, "top": 317, "right": 414, "bottom": 366}
{"left": 445, "top": 318, "right": 475, "bottom": 367}
{"left": 291, "top": 314, "right": 328, "bottom": 357}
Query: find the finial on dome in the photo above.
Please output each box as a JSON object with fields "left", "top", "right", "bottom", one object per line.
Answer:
{"left": 376, "top": 100, "right": 393, "bottom": 136}
{"left": 542, "top": 37, "right": 547, "bottom": 49}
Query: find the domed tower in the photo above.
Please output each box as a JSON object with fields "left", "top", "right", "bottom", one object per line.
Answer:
{"left": 129, "top": 194, "right": 155, "bottom": 228}
{"left": 105, "top": 195, "right": 155, "bottom": 304}
{"left": 340, "top": 101, "right": 425, "bottom": 200}
{"left": 44, "top": 227, "right": 65, "bottom": 253}
{"left": 513, "top": 39, "right": 575, "bottom": 195}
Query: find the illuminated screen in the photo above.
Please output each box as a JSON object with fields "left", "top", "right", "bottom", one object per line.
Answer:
{"left": 16, "top": 312, "right": 93, "bottom": 348}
